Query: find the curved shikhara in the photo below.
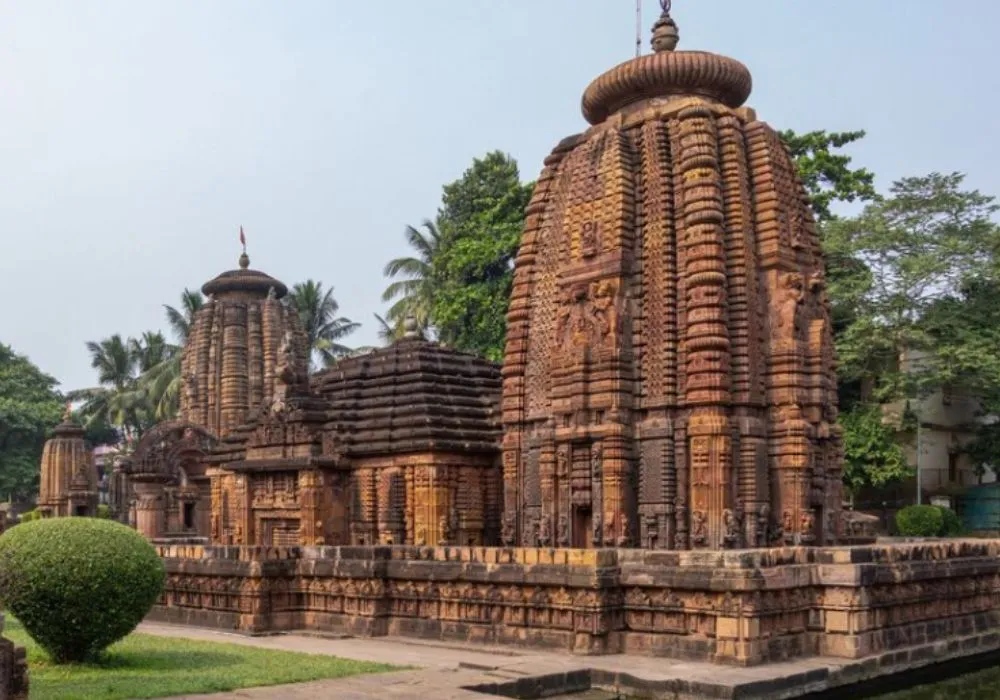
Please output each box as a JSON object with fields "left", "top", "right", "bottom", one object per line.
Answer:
{"left": 501, "top": 98, "right": 841, "bottom": 550}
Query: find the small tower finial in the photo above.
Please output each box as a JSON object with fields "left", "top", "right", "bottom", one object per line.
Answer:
{"left": 402, "top": 314, "right": 420, "bottom": 340}
{"left": 63, "top": 402, "right": 73, "bottom": 422}
{"left": 651, "top": 0, "right": 679, "bottom": 52}
{"left": 238, "top": 225, "right": 249, "bottom": 268}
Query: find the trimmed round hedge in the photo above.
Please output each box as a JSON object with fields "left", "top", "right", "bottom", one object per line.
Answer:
{"left": 0, "top": 517, "right": 165, "bottom": 662}
{"left": 895, "top": 504, "right": 963, "bottom": 537}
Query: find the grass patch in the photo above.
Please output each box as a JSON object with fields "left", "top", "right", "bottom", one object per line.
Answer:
{"left": 4, "top": 617, "right": 397, "bottom": 700}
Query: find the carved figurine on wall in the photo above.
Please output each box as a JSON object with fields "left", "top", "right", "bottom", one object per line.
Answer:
{"left": 691, "top": 510, "right": 708, "bottom": 546}
{"left": 580, "top": 221, "right": 600, "bottom": 258}
{"left": 540, "top": 515, "right": 552, "bottom": 547}
{"left": 184, "top": 373, "right": 198, "bottom": 405}
{"left": 782, "top": 510, "right": 794, "bottom": 542}
{"left": 775, "top": 272, "right": 804, "bottom": 341}
{"left": 800, "top": 510, "right": 816, "bottom": 542}
{"left": 438, "top": 514, "right": 450, "bottom": 546}
{"left": 556, "top": 285, "right": 590, "bottom": 348}
{"left": 557, "top": 514, "right": 569, "bottom": 547}
{"left": 722, "top": 509, "right": 741, "bottom": 548}
{"left": 593, "top": 511, "right": 603, "bottom": 547}
{"left": 501, "top": 512, "right": 515, "bottom": 546}
{"left": 617, "top": 514, "right": 630, "bottom": 547}
{"left": 556, "top": 447, "right": 569, "bottom": 478}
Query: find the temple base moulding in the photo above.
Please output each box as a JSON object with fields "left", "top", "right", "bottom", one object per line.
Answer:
{"left": 148, "top": 539, "right": 1000, "bottom": 668}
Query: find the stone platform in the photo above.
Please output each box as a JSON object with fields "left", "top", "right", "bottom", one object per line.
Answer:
{"left": 151, "top": 540, "right": 1000, "bottom": 668}
{"left": 145, "top": 621, "right": 1000, "bottom": 700}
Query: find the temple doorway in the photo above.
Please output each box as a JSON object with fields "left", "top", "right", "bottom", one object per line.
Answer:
{"left": 573, "top": 506, "right": 592, "bottom": 548}
{"left": 183, "top": 502, "right": 195, "bottom": 530}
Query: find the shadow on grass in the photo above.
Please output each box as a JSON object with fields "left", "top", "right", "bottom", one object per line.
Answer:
{"left": 86, "top": 648, "right": 242, "bottom": 672}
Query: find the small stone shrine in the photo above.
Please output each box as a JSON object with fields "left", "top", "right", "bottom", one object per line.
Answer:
{"left": 502, "top": 4, "right": 841, "bottom": 550}
{"left": 206, "top": 318, "right": 502, "bottom": 547}
{"left": 37, "top": 406, "right": 98, "bottom": 518}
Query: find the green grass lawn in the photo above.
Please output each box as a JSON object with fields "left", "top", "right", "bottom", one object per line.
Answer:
{"left": 4, "top": 617, "right": 398, "bottom": 700}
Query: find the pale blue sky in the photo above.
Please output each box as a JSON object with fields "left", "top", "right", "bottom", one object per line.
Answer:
{"left": 1, "top": 0, "right": 997, "bottom": 391}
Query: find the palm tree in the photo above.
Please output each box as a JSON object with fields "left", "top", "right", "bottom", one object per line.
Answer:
{"left": 287, "top": 280, "right": 360, "bottom": 369}
{"left": 130, "top": 331, "right": 175, "bottom": 374}
{"left": 69, "top": 334, "right": 147, "bottom": 443}
{"left": 139, "top": 290, "right": 206, "bottom": 420}
{"left": 382, "top": 219, "right": 441, "bottom": 331}
{"left": 164, "top": 289, "right": 204, "bottom": 344}
{"left": 374, "top": 313, "right": 401, "bottom": 345}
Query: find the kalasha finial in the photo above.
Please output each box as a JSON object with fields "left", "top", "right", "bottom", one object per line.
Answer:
{"left": 402, "top": 314, "right": 420, "bottom": 340}
{"left": 239, "top": 252, "right": 250, "bottom": 269}
{"left": 651, "top": 0, "right": 679, "bottom": 52}
{"left": 63, "top": 402, "right": 73, "bottom": 422}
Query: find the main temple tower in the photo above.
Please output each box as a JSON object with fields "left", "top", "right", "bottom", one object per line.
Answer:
{"left": 501, "top": 3, "right": 841, "bottom": 550}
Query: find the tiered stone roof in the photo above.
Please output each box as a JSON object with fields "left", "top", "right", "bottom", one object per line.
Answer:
{"left": 312, "top": 332, "right": 502, "bottom": 457}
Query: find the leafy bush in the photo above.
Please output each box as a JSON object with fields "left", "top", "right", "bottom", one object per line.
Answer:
{"left": 17, "top": 510, "right": 39, "bottom": 523}
{"left": 96, "top": 504, "right": 111, "bottom": 519}
{"left": 895, "top": 505, "right": 944, "bottom": 537}
{"left": 936, "top": 505, "right": 963, "bottom": 536}
{"left": 0, "top": 517, "right": 164, "bottom": 662}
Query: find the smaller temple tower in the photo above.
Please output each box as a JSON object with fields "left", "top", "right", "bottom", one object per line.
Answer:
{"left": 180, "top": 251, "right": 310, "bottom": 438}
{"left": 37, "top": 407, "right": 99, "bottom": 517}
{"left": 118, "top": 248, "right": 309, "bottom": 541}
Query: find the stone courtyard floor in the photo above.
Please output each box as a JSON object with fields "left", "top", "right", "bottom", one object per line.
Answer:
{"left": 140, "top": 622, "right": 992, "bottom": 699}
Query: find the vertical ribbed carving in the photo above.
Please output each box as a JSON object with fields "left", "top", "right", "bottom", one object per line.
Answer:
{"left": 677, "top": 105, "right": 733, "bottom": 550}
{"left": 247, "top": 303, "right": 263, "bottom": 409}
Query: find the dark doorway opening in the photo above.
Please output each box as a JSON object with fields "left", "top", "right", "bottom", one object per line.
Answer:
{"left": 74, "top": 505, "right": 88, "bottom": 517}
{"left": 183, "top": 502, "right": 195, "bottom": 530}
{"left": 573, "top": 506, "right": 592, "bottom": 548}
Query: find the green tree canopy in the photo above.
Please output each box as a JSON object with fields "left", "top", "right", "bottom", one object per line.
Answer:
{"left": 428, "top": 151, "right": 533, "bottom": 360}
{"left": 840, "top": 404, "right": 911, "bottom": 497}
{"left": 779, "top": 129, "right": 878, "bottom": 223}
{"left": 825, "top": 172, "right": 1000, "bottom": 401}
{"left": 0, "top": 344, "right": 63, "bottom": 500}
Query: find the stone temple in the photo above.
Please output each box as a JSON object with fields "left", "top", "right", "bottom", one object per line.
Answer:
{"left": 501, "top": 7, "right": 841, "bottom": 551}
{"left": 40, "top": 4, "right": 1000, "bottom": 682}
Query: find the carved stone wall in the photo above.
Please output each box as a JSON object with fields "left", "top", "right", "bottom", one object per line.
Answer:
{"left": 126, "top": 421, "right": 217, "bottom": 540}
{"left": 502, "top": 11, "right": 842, "bottom": 550}
{"left": 150, "top": 540, "right": 1000, "bottom": 667}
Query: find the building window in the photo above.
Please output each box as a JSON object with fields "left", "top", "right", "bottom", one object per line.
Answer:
{"left": 948, "top": 452, "right": 959, "bottom": 483}
{"left": 183, "top": 502, "right": 196, "bottom": 529}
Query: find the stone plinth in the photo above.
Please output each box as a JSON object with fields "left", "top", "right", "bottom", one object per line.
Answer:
{"left": 149, "top": 540, "right": 1000, "bottom": 667}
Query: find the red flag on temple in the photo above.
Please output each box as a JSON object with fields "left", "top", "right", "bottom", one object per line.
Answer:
{"left": 239, "top": 225, "right": 246, "bottom": 248}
